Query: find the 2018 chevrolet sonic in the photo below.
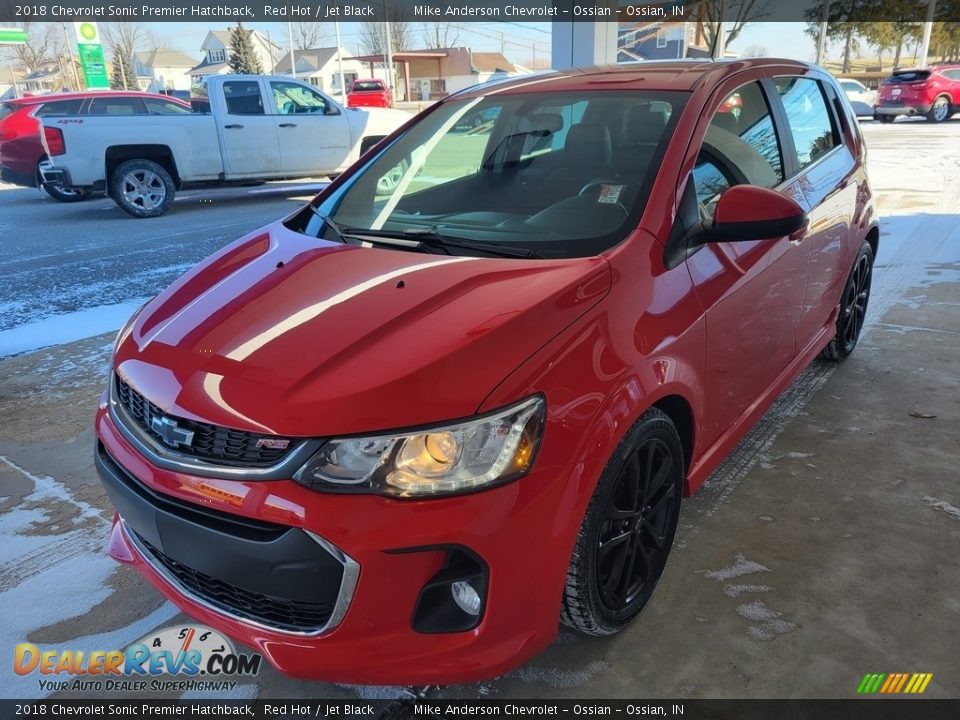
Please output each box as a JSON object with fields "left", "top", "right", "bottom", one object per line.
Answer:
{"left": 95, "top": 59, "right": 877, "bottom": 684}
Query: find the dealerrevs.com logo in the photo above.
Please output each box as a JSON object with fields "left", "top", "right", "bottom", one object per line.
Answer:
{"left": 13, "top": 625, "right": 261, "bottom": 693}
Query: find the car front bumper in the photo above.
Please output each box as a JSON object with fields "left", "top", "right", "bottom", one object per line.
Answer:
{"left": 874, "top": 103, "right": 933, "bottom": 116}
{"left": 94, "top": 399, "right": 579, "bottom": 684}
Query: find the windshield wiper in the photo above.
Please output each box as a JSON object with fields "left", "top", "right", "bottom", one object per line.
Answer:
{"left": 361, "top": 227, "right": 542, "bottom": 259}
{"left": 309, "top": 205, "right": 347, "bottom": 244}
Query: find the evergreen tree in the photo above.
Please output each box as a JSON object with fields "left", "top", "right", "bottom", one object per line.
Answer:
{"left": 228, "top": 23, "right": 264, "bottom": 74}
{"left": 109, "top": 45, "right": 136, "bottom": 90}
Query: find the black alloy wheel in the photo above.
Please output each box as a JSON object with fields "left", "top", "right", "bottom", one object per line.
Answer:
{"left": 562, "top": 408, "right": 683, "bottom": 635}
{"left": 822, "top": 242, "right": 874, "bottom": 360}
{"left": 596, "top": 437, "right": 678, "bottom": 613}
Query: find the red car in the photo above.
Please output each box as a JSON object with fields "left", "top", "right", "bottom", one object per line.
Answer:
{"left": 874, "top": 64, "right": 960, "bottom": 122}
{"left": 96, "top": 59, "right": 877, "bottom": 684}
{"left": 0, "top": 91, "right": 190, "bottom": 201}
{"left": 347, "top": 78, "right": 393, "bottom": 108}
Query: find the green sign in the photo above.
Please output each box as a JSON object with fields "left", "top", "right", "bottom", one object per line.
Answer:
{"left": 77, "top": 43, "right": 109, "bottom": 89}
{"left": 72, "top": 21, "right": 109, "bottom": 89}
{"left": 0, "top": 27, "right": 29, "bottom": 45}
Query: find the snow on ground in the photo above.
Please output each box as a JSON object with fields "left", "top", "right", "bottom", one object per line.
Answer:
{"left": 0, "top": 299, "right": 147, "bottom": 358}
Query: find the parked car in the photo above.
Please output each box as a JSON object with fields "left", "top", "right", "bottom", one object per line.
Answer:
{"left": 838, "top": 78, "right": 876, "bottom": 106}
{"left": 347, "top": 78, "right": 393, "bottom": 108}
{"left": 874, "top": 64, "right": 960, "bottom": 122}
{"left": 0, "top": 91, "right": 190, "bottom": 202}
{"left": 40, "top": 75, "right": 411, "bottom": 217}
{"left": 95, "top": 59, "right": 877, "bottom": 684}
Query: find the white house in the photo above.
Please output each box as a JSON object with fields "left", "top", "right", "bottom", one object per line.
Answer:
{"left": 134, "top": 48, "right": 198, "bottom": 93}
{"left": 272, "top": 47, "right": 365, "bottom": 99}
{"left": 189, "top": 29, "right": 280, "bottom": 82}
{"left": 406, "top": 49, "right": 526, "bottom": 101}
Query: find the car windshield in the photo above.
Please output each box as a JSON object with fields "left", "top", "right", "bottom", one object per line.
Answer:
{"left": 353, "top": 82, "right": 384, "bottom": 92}
{"left": 288, "top": 90, "right": 685, "bottom": 258}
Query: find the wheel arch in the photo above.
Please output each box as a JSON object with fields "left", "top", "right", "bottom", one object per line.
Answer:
{"left": 105, "top": 145, "right": 180, "bottom": 188}
{"left": 650, "top": 393, "right": 695, "bottom": 481}
{"left": 864, "top": 223, "right": 880, "bottom": 258}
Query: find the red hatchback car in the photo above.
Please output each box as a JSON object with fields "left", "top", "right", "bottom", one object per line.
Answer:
{"left": 874, "top": 64, "right": 960, "bottom": 122}
{"left": 96, "top": 60, "right": 877, "bottom": 684}
{"left": 0, "top": 91, "right": 190, "bottom": 201}
{"left": 346, "top": 78, "right": 393, "bottom": 108}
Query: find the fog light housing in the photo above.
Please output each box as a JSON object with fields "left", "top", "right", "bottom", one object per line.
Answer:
{"left": 451, "top": 580, "right": 482, "bottom": 616}
{"left": 410, "top": 546, "right": 488, "bottom": 633}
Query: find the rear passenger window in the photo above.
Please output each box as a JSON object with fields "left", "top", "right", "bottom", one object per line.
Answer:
{"left": 35, "top": 99, "right": 84, "bottom": 116}
{"left": 89, "top": 98, "right": 146, "bottom": 115}
{"left": 223, "top": 81, "right": 264, "bottom": 115}
{"left": 775, "top": 77, "right": 839, "bottom": 170}
{"left": 143, "top": 98, "right": 191, "bottom": 114}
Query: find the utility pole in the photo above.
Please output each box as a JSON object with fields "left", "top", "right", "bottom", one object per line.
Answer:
{"left": 384, "top": 0, "right": 394, "bottom": 94}
{"left": 287, "top": 20, "right": 296, "bottom": 78}
{"left": 61, "top": 24, "right": 82, "bottom": 90}
{"left": 816, "top": 0, "right": 830, "bottom": 66}
{"left": 9, "top": 65, "right": 19, "bottom": 98}
{"left": 118, "top": 52, "right": 128, "bottom": 89}
{"left": 917, "top": 0, "right": 937, "bottom": 68}
{"left": 335, "top": 19, "right": 346, "bottom": 102}
{"left": 713, "top": 0, "right": 728, "bottom": 59}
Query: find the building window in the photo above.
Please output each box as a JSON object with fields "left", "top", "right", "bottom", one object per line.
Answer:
{"left": 656, "top": 31, "right": 668, "bottom": 49}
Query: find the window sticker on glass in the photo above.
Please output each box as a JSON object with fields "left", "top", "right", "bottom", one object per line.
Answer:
{"left": 597, "top": 184, "right": 625, "bottom": 205}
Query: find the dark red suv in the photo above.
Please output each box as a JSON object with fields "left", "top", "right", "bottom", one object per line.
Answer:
{"left": 874, "top": 64, "right": 960, "bottom": 122}
{"left": 96, "top": 60, "right": 877, "bottom": 684}
{"left": 0, "top": 91, "right": 190, "bottom": 201}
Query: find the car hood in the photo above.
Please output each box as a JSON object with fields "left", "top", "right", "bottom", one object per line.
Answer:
{"left": 115, "top": 222, "right": 610, "bottom": 437}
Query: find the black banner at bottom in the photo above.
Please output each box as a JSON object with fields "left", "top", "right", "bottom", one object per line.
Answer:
{"left": 1, "top": 699, "right": 958, "bottom": 720}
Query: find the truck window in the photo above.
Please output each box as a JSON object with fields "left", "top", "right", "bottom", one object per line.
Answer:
{"left": 88, "top": 97, "right": 147, "bottom": 115}
{"left": 35, "top": 99, "right": 85, "bottom": 116}
{"left": 270, "top": 81, "right": 332, "bottom": 115}
{"left": 223, "top": 81, "right": 264, "bottom": 115}
{"left": 143, "top": 98, "right": 191, "bottom": 114}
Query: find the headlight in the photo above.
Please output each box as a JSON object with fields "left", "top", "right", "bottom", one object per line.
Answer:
{"left": 295, "top": 396, "right": 545, "bottom": 497}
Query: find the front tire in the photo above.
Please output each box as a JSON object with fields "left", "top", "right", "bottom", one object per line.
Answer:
{"left": 875, "top": 114, "right": 895, "bottom": 124}
{"left": 562, "top": 408, "right": 684, "bottom": 636}
{"left": 110, "top": 159, "right": 175, "bottom": 218}
{"left": 927, "top": 96, "right": 951, "bottom": 123}
{"left": 821, "top": 242, "right": 874, "bottom": 361}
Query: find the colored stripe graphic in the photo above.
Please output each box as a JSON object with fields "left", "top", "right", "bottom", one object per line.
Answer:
{"left": 857, "top": 673, "right": 933, "bottom": 694}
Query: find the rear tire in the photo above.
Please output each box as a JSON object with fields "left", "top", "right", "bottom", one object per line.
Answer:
{"left": 110, "top": 159, "right": 175, "bottom": 218}
{"left": 561, "top": 408, "right": 684, "bottom": 636}
{"left": 926, "top": 96, "right": 950, "bottom": 123}
{"left": 821, "top": 242, "right": 874, "bottom": 361}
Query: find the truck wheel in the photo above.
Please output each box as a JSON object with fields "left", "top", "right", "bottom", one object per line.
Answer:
{"left": 110, "top": 159, "right": 175, "bottom": 218}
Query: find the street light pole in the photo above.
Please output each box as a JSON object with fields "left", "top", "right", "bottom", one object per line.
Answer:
{"left": 816, "top": 0, "right": 830, "bottom": 66}
{"left": 287, "top": 20, "right": 296, "bottom": 78}
{"left": 917, "top": 0, "right": 937, "bottom": 68}
{"left": 335, "top": 19, "right": 346, "bottom": 102}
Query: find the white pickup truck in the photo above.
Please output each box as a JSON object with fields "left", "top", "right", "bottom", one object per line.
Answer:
{"left": 40, "top": 75, "right": 411, "bottom": 218}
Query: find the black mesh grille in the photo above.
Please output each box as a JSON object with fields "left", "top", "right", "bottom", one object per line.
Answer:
{"left": 116, "top": 377, "right": 294, "bottom": 467}
{"left": 138, "top": 535, "right": 335, "bottom": 632}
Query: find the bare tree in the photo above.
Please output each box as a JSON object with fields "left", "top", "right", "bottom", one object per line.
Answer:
{"left": 358, "top": 19, "right": 412, "bottom": 56}
{"left": 742, "top": 44, "right": 769, "bottom": 57}
{"left": 0, "top": 22, "right": 65, "bottom": 73}
{"left": 421, "top": 22, "right": 459, "bottom": 50}
{"left": 291, "top": 21, "right": 325, "bottom": 50}
{"left": 690, "top": 0, "right": 772, "bottom": 50}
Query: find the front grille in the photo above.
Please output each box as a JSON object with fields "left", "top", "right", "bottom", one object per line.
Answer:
{"left": 137, "top": 535, "right": 335, "bottom": 632}
{"left": 116, "top": 377, "right": 294, "bottom": 467}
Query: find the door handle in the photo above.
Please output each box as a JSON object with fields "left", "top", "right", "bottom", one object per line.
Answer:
{"left": 279, "top": 123, "right": 297, "bottom": 128}
{"left": 224, "top": 124, "right": 244, "bottom": 129}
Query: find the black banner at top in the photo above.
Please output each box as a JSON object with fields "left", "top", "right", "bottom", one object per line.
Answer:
{"left": 0, "top": 0, "right": 959, "bottom": 24}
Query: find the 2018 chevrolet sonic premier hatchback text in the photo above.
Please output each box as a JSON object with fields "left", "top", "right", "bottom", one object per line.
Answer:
{"left": 95, "top": 60, "right": 877, "bottom": 684}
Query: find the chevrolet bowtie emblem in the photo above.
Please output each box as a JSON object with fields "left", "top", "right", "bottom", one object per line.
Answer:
{"left": 150, "top": 414, "right": 194, "bottom": 449}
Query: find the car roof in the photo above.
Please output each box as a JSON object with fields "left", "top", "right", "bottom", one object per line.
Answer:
{"left": 8, "top": 91, "right": 188, "bottom": 106}
{"left": 453, "top": 58, "right": 814, "bottom": 98}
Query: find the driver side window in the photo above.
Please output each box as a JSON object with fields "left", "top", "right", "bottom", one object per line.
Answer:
{"left": 694, "top": 81, "right": 784, "bottom": 220}
{"left": 270, "top": 81, "right": 333, "bottom": 115}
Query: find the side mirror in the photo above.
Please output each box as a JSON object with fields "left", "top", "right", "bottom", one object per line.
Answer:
{"left": 706, "top": 185, "right": 807, "bottom": 242}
